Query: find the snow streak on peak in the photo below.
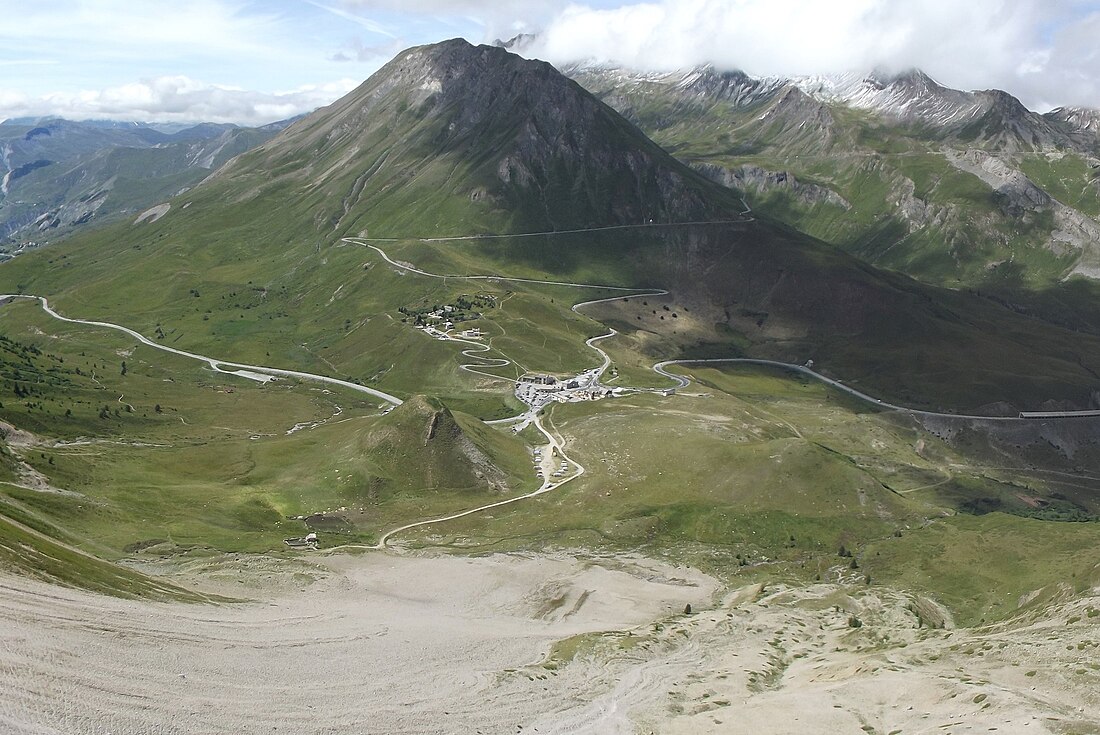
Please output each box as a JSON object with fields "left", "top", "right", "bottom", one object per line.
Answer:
{"left": 1047, "top": 106, "right": 1100, "bottom": 134}
{"left": 791, "top": 71, "right": 984, "bottom": 126}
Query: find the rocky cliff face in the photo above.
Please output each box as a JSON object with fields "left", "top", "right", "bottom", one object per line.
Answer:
{"left": 1047, "top": 106, "right": 1100, "bottom": 135}
{"left": 568, "top": 64, "right": 837, "bottom": 154}
{"left": 786, "top": 72, "right": 1090, "bottom": 152}
{"left": 1046, "top": 107, "right": 1100, "bottom": 153}
{"left": 961, "top": 90, "right": 1074, "bottom": 151}
{"left": 673, "top": 66, "right": 784, "bottom": 106}
{"left": 944, "top": 149, "right": 1100, "bottom": 277}
{"left": 944, "top": 150, "right": 1053, "bottom": 211}
{"left": 573, "top": 63, "right": 1100, "bottom": 153}
{"left": 697, "top": 163, "right": 850, "bottom": 210}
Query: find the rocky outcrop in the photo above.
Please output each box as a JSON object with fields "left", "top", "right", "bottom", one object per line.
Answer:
{"left": 889, "top": 173, "right": 947, "bottom": 229}
{"left": 696, "top": 163, "right": 850, "bottom": 210}
{"left": 944, "top": 148, "right": 1100, "bottom": 277}
{"left": 944, "top": 149, "right": 1051, "bottom": 212}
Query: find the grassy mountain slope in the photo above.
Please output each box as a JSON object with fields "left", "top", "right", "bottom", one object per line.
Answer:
{"left": 0, "top": 297, "right": 533, "bottom": 593}
{"left": 395, "top": 362, "right": 1100, "bottom": 626}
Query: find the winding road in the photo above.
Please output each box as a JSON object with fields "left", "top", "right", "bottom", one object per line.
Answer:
{"left": 0, "top": 295, "right": 403, "bottom": 406}
{"left": 366, "top": 408, "right": 583, "bottom": 549}
{"left": 343, "top": 239, "right": 1100, "bottom": 547}
{"left": 353, "top": 240, "right": 654, "bottom": 292}
{"left": 0, "top": 287, "right": 597, "bottom": 552}
{"left": 344, "top": 237, "right": 668, "bottom": 387}
{"left": 651, "top": 358, "right": 1089, "bottom": 423}
{"left": 348, "top": 200, "right": 754, "bottom": 244}
{"left": 435, "top": 331, "right": 515, "bottom": 382}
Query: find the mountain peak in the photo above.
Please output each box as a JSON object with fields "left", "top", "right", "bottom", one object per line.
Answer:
{"left": 954, "top": 88, "right": 1070, "bottom": 150}
{"left": 794, "top": 70, "right": 982, "bottom": 127}
{"left": 1046, "top": 105, "right": 1100, "bottom": 134}
{"left": 492, "top": 33, "right": 537, "bottom": 52}
{"left": 672, "top": 65, "right": 777, "bottom": 105}
{"left": 217, "top": 37, "right": 741, "bottom": 236}
{"left": 867, "top": 68, "right": 946, "bottom": 94}
{"left": 976, "top": 88, "right": 1032, "bottom": 115}
{"left": 371, "top": 38, "right": 560, "bottom": 118}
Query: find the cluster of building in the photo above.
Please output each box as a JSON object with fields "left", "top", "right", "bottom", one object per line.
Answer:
{"left": 515, "top": 372, "right": 623, "bottom": 409}
{"left": 400, "top": 294, "right": 496, "bottom": 334}
{"left": 284, "top": 532, "right": 318, "bottom": 548}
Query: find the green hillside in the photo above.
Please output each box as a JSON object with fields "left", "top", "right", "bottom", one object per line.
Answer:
{"left": 388, "top": 362, "right": 1100, "bottom": 626}
{"left": 0, "top": 296, "right": 534, "bottom": 593}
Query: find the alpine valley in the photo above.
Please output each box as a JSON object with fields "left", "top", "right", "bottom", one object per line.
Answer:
{"left": 0, "top": 117, "right": 288, "bottom": 248}
{"left": 0, "top": 39, "right": 1098, "bottom": 735}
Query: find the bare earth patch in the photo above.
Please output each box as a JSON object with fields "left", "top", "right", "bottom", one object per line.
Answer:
{"left": 133, "top": 203, "right": 170, "bottom": 225}
{"left": 0, "top": 551, "right": 714, "bottom": 734}
{"left": 1, "top": 552, "right": 1097, "bottom": 734}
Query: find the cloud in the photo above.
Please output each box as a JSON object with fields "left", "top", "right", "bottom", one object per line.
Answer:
{"left": 4, "top": 0, "right": 1097, "bottom": 124}
{"left": 1, "top": 76, "right": 359, "bottom": 125}
{"left": 330, "top": 39, "right": 407, "bottom": 63}
{"left": 326, "top": 0, "right": 1100, "bottom": 109}
{"left": 337, "top": 0, "right": 567, "bottom": 37}
{"left": 1013, "top": 7, "right": 1100, "bottom": 110}
{"left": 307, "top": 1, "right": 398, "bottom": 38}
{"left": 2, "top": 0, "right": 288, "bottom": 65}
{"left": 516, "top": 0, "right": 1100, "bottom": 110}
{"left": 0, "top": 0, "right": 377, "bottom": 124}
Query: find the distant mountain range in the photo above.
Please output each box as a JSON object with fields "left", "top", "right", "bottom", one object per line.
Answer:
{"left": 564, "top": 63, "right": 1100, "bottom": 287}
{"left": 0, "top": 117, "right": 295, "bottom": 248}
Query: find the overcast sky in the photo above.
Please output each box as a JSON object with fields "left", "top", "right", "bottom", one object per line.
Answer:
{"left": 2, "top": 0, "right": 1098, "bottom": 124}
